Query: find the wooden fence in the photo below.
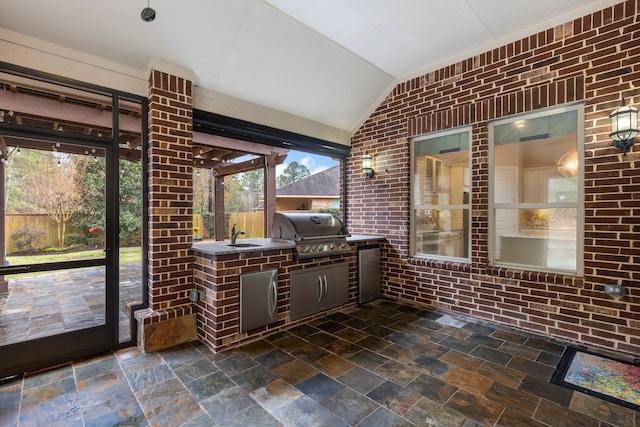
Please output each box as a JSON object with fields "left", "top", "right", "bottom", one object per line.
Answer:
{"left": 5, "top": 212, "right": 267, "bottom": 253}
{"left": 228, "top": 211, "right": 265, "bottom": 239}
{"left": 5, "top": 214, "right": 84, "bottom": 254}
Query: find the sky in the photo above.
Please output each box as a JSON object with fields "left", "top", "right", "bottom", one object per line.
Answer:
{"left": 275, "top": 150, "right": 339, "bottom": 177}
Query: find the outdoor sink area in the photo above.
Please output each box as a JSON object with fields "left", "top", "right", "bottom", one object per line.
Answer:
{"left": 192, "top": 238, "right": 294, "bottom": 256}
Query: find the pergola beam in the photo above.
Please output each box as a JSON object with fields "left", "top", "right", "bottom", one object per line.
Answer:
{"left": 0, "top": 90, "right": 141, "bottom": 134}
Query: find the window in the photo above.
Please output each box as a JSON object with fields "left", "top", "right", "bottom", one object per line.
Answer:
{"left": 193, "top": 150, "right": 341, "bottom": 241}
{"left": 192, "top": 110, "right": 349, "bottom": 240}
{"left": 489, "top": 104, "right": 583, "bottom": 274}
{"left": 411, "top": 128, "right": 471, "bottom": 261}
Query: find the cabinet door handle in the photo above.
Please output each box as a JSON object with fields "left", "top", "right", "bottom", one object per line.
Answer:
{"left": 317, "top": 276, "right": 323, "bottom": 302}
{"left": 323, "top": 275, "right": 328, "bottom": 302}
{"left": 269, "top": 281, "right": 278, "bottom": 315}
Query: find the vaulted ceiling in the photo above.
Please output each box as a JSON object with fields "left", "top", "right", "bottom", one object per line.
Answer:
{"left": 0, "top": 0, "right": 621, "bottom": 137}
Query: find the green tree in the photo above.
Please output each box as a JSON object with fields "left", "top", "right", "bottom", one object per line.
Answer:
{"left": 73, "top": 157, "right": 142, "bottom": 246}
{"left": 277, "top": 161, "right": 310, "bottom": 188}
{"left": 223, "top": 175, "right": 243, "bottom": 213}
{"left": 30, "top": 153, "right": 88, "bottom": 247}
{"left": 4, "top": 147, "right": 45, "bottom": 213}
{"left": 193, "top": 167, "right": 212, "bottom": 214}
{"left": 117, "top": 159, "right": 143, "bottom": 246}
{"left": 240, "top": 169, "right": 263, "bottom": 211}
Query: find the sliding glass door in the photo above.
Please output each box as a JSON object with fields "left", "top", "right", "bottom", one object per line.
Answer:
{"left": 0, "top": 137, "right": 112, "bottom": 377}
{"left": 0, "top": 66, "right": 147, "bottom": 377}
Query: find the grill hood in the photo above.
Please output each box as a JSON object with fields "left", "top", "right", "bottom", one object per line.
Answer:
{"left": 272, "top": 212, "right": 349, "bottom": 241}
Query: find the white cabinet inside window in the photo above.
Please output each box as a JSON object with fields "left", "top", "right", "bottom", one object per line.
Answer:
{"left": 439, "top": 230, "right": 463, "bottom": 257}
{"left": 415, "top": 156, "right": 443, "bottom": 205}
{"left": 523, "top": 167, "right": 555, "bottom": 203}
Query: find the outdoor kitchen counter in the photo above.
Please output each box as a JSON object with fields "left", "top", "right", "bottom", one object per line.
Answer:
{"left": 192, "top": 234, "right": 386, "bottom": 354}
{"left": 191, "top": 234, "right": 385, "bottom": 256}
{"left": 191, "top": 238, "right": 293, "bottom": 256}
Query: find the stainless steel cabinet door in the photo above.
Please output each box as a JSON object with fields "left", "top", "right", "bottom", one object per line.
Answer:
{"left": 290, "top": 268, "right": 325, "bottom": 320}
{"left": 240, "top": 269, "right": 278, "bottom": 332}
{"left": 323, "top": 263, "right": 349, "bottom": 309}
{"left": 290, "top": 263, "right": 348, "bottom": 320}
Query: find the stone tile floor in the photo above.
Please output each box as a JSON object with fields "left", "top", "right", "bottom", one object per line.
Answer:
{"left": 0, "top": 264, "right": 142, "bottom": 346}
{"left": 1, "top": 299, "right": 638, "bottom": 426}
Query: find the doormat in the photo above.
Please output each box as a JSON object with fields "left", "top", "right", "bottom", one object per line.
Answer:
{"left": 551, "top": 347, "right": 640, "bottom": 411}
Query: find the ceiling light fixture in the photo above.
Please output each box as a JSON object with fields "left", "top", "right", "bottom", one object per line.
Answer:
{"left": 141, "top": 0, "right": 156, "bottom": 22}
{"left": 556, "top": 149, "right": 579, "bottom": 178}
{"left": 609, "top": 98, "right": 638, "bottom": 155}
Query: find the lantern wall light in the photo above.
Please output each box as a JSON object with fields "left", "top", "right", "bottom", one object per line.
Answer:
{"left": 362, "top": 151, "right": 374, "bottom": 179}
{"left": 609, "top": 98, "right": 638, "bottom": 155}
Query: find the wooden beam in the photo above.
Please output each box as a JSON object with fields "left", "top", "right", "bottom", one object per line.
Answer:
{"left": 0, "top": 74, "right": 141, "bottom": 110}
{"left": 193, "top": 131, "right": 288, "bottom": 157}
{"left": 0, "top": 91, "right": 142, "bottom": 134}
{"left": 264, "top": 153, "right": 283, "bottom": 238}
{"left": 213, "top": 156, "right": 266, "bottom": 177}
{"left": 214, "top": 174, "right": 225, "bottom": 241}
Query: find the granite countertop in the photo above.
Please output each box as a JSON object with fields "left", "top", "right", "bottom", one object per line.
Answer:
{"left": 192, "top": 234, "right": 385, "bottom": 256}
{"left": 192, "top": 238, "right": 292, "bottom": 255}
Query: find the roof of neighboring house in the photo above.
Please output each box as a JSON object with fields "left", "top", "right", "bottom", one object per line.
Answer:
{"left": 276, "top": 166, "right": 339, "bottom": 198}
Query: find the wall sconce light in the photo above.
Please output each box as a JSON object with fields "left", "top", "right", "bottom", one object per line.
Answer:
{"left": 609, "top": 98, "right": 638, "bottom": 155}
{"left": 362, "top": 152, "right": 374, "bottom": 179}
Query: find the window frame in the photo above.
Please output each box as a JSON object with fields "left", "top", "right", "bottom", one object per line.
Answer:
{"left": 488, "top": 103, "right": 584, "bottom": 275}
{"left": 410, "top": 126, "right": 472, "bottom": 262}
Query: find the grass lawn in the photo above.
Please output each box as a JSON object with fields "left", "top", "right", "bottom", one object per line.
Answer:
{"left": 6, "top": 246, "right": 142, "bottom": 268}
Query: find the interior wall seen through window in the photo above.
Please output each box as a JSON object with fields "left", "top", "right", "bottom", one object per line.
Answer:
{"left": 490, "top": 104, "right": 583, "bottom": 274}
{"left": 411, "top": 128, "right": 471, "bottom": 261}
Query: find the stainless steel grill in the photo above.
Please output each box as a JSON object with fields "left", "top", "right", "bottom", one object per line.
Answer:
{"left": 272, "top": 212, "right": 351, "bottom": 259}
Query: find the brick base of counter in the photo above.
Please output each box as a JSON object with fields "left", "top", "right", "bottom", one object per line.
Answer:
{"left": 192, "top": 244, "right": 373, "bottom": 353}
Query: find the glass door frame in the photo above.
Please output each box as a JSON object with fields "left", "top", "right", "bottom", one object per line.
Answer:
{"left": 0, "top": 129, "right": 115, "bottom": 377}
{"left": 0, "top": 63, "right": 148, "bottom": 378}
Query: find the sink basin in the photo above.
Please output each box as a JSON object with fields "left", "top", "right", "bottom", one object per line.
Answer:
{"left": 228, "top": 243, "right": 261, "bottom": 248}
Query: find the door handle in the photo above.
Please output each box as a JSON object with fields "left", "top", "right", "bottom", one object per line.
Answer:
{"left": 269, "top": 281, "right": 278, "bottom": 316}
{"left": 322, "top": 275, "right": 328, "bottom": 302}
{"left": 317, "top": 276, "right": 323, "bottom": 302}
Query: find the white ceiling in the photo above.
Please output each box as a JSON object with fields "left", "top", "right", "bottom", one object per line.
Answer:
{"left": 0, "top": 0, "right": 621, "bottom": 135}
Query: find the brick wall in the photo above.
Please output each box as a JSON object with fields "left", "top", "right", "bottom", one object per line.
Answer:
{"left": 193, "top": 247, "right": 359, "bottom": 351}
{"left": 348, "top": 0, "right": 640, "bottom": 356}
{"left": 135, "top": 69, "right": 197, "bottom": 351}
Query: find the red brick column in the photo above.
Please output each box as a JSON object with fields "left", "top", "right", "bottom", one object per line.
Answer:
{"left": 135, "top": 68, "right": 196, "bottom": 352}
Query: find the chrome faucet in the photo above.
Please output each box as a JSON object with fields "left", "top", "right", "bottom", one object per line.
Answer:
{"left": 231, "top": 223, "right": 245, "bottom": 244}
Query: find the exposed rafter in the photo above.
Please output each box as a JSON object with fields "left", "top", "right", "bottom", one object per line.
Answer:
{"left": 0, "top": 77, "right": 289, "bottom": 172}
